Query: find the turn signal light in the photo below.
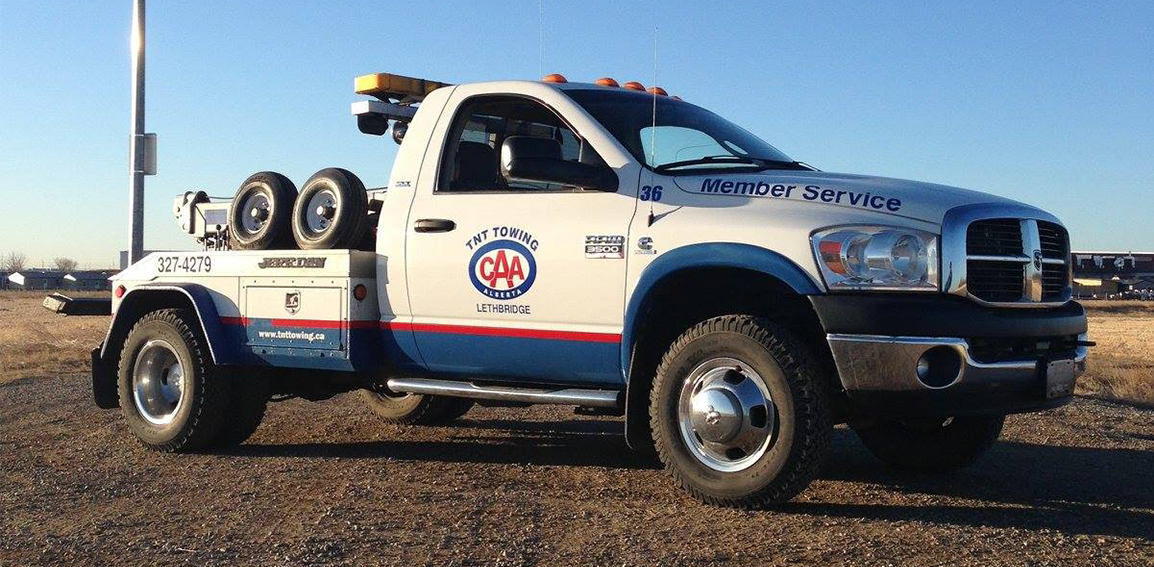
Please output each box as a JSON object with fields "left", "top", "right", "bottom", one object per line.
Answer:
{"left": 114, "top": 285, "right": 126, "bottom": 299}
{"left": 542, "top": 73, "right": 568, "bottom": 83}
{"left": 622, "top": 81, "right": 645, "bottom": 91}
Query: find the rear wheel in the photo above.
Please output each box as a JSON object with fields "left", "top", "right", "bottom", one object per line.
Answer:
{"left": 117, "top": 309, "right": 230, "bottom": 452}
{"left": 650, "top": 315, "right": 831, "bottom": 508}
{"left": 852, "top": 414, "right": 1005, "bottom": 472}
{"left": 359, "top": 388, "right": 474, "bottom": 425}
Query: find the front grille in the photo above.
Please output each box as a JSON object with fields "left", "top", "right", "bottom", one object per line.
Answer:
{"left": 967, "top": 260, "right": 1025, "bottom": 302}
{"left": 964, "top": 218, "right": 1071, "bottom": 304}
{"left": 967, "top": 219, "right": 1023, "bottom": 256}
{"left": 1038, "top": 221, "right": 1069, "bottom": 302}
{"left": 1038, "top": 221, "right": 1067, "bottom": 259}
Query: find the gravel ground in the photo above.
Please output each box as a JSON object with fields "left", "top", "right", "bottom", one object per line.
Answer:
{"left": 2, "top": 370, "right": 1152, "bottom": 566}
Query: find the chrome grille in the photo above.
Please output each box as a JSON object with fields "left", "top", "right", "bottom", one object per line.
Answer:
{"left": 1038, "top": 221, "right": 1069, "bottom": 301}
{"left": 963, "top": 218, "right": 1071, "bottom": 305}
{"left": 967, "top": 259, "right": 1026, "bottom": 302}
{"left": 967, "top": 219, "right": 1023, "bottom": 256}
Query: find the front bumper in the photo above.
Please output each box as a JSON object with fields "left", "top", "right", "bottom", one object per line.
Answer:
{"left": 810, "top": 295, "right": 1089, "bottom": 417}
{"left": 826, "top": 333, "right": 1087, "bottom": 416}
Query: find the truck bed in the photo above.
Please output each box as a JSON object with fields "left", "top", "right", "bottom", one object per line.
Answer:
{"left": 113, "top": 249, "right": 382, "bottom": 371}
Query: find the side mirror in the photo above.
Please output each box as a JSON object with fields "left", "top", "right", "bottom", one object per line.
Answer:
{"left": 500, "top": 136, "right": 617, "bottom": 191}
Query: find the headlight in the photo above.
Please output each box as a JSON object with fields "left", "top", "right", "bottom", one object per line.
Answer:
{"left": 812, "top": 226, "right": 938, "bottom": 291}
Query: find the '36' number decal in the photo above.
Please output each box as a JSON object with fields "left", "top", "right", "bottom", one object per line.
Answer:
{"left": 639, "top": 185, "right": 663, "bottom": 202}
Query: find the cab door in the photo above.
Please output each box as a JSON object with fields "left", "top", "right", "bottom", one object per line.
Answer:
{"left": 403, "top": 86, "right": 639, "bottom": 385}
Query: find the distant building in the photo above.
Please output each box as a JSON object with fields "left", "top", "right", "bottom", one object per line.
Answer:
{"left": 7, "top": 270, "right": 66, "bottom": 290}
{"left": 0, "top": 272, "right": 8, "bottom": 290}
{"left": 63, "top": 270, "right": 118, "bottom": 291}
{"left": 1072, "top": 251, "right": 1154, "bottom": 299}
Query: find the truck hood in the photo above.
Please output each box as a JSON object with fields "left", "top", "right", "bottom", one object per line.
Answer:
{"left": 671, "top": 170, "right": 1030, "bottom": 224}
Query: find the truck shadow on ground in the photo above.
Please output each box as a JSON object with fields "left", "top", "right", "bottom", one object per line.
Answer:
{"left": 233, "top": 417, "right": 654, "bottom": 469}
{"left": 791, "top": 429, "right": 1154, "bottom": 540}
{"left": 233, "top": 420, "right": 1154, "bottom": 539}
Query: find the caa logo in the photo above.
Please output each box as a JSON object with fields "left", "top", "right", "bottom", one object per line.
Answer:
{"left": 468, "top": 240, "right": 537, "bottom": 300}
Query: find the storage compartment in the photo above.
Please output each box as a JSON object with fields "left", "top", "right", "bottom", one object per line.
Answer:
{"left": 243, "top": 284, "right": 347, "bottom": 350}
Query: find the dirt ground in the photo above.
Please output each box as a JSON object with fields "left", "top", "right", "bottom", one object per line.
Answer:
{"left": 2, "top": 293, "right": 1153, "bottom": 566}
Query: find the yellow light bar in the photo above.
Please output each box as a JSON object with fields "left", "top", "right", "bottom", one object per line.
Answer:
{"left": 355, "top": 73, "right": 449, "bottom": 101}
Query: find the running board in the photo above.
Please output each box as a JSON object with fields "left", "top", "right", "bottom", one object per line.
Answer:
{"left": 385, "top": 378, "right": 622, "bottom": 409}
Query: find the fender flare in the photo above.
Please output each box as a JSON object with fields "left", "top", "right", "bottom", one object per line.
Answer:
{"left": 620, "top": 242, "right": 822, "bottom": 378}
{"left": 618, "top": 243, "right": 822, "bottom": 450}
{"left": 99, "top": 283, "right": 239, "bottom": 365}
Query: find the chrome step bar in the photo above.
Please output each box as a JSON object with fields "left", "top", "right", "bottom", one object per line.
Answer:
{"left": 385, "top": 378, "right": 622, "bottom": 408}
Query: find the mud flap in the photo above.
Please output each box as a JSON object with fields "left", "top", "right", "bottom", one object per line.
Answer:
{"left": 91, "top": 345, "right": 118, "bottom": 409}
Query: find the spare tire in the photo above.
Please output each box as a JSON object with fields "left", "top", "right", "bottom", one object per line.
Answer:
{"left": 292, "top": 168, "right": 370, "bottom": 250}
{"left": 228, "top": 171, "right": 298, "bottom": 250}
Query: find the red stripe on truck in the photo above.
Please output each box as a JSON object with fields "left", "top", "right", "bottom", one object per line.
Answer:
{"left": 381, "top": 321, "right": 622, "bottom": 343}
{"left": 219, "top": 317, "right": 376, "bottom": 329}
{"left": 220, "top": 317, "right": 620, "bottom": 343}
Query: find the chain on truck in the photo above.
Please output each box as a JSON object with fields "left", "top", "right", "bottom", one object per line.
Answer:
{"left": 91, "top": 71, "right": 1091, "bottom": 508}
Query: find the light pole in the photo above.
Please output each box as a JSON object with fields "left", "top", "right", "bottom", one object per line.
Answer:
{"left": 128, "top": 0, "right": 156, "bottom": 265}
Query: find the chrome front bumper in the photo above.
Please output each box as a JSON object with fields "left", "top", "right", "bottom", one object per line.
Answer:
{"left": 826, "top": 333, "right": 1088, "bottom": 415}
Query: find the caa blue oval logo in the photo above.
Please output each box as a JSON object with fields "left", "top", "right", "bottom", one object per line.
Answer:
{"left": 468, "top": 240, "right": 536, "bottom": 300}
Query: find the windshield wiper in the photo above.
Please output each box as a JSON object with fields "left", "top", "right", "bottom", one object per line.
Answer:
{"left": 653, "top": 155, "right": 808, "bottom": 172}
{"left": 654, "top": 155, "right": 760, "bottom": 172}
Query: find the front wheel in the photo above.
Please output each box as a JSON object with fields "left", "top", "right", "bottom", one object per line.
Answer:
{"left": 649, "top": 315, "right": 831, "bottom": 508}
{"left": 852, "top": 415, "right": 1005, "bottom": 472}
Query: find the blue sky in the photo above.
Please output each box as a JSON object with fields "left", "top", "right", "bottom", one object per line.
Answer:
{"left": 1, "top": 1, "right": 1151, "bottom": 267}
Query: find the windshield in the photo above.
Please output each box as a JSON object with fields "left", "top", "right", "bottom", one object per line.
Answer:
{"left": 565, "top": 88, "right": 802, "bottom": 172}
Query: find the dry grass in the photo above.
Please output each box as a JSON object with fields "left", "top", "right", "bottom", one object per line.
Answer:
{"left": 1079, "top": 301, "right": 1154, "bottom": 407}
{"left": 0, "top": 291, "right": 108, "bottom": 383}
{"left": 2, "top": 291, "right": 1152, "bottom": 406}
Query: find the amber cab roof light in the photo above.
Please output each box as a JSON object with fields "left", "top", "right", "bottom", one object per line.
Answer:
{"left": 622, "top": 81, "right": 645, "bottom": 91}
{"left": 355, "top": 72, "right": 449, "bottom": 102}
{"left": 595, "top": 77, "right": 619, "bottom": 87}
{"left": 541, "top": 73, "right": 568, "bottom": 83}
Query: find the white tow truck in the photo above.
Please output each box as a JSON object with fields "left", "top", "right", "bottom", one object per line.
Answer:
{"left": 92, "top": 72, "right": 1090, "bottom": 507}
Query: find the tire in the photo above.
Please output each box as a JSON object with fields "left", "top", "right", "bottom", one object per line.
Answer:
{"left": 211, "top": 371, "right": 269, "bottom": 448}
{"left": 292, "top": 168, "right": 369, "bottom": 250}
{"left": 228, "top": 171, "right": 298, "bottom": 250}
{"left": 117, "top": 309, "right": 231, "bottom": 452}
{"left": 853, "top": 414, "right": 1005, "bottom": 472}
{"left": 650, "top": 315, "right": 831, "bottom": 508}
{"left": 359, "top": 389, "right": 475, "bottom": 425}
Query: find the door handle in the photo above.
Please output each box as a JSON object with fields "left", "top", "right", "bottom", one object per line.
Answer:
{"left": 414, "top": 218, "right": 456, "bottom": 233}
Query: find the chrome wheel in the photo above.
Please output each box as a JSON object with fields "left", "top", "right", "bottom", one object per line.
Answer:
{"left": 132, "top": 340, "right": 186, "bottom": 425}
{"left": 304, "top": 188, "right": 337, "bottom": 234}
{"left": 678, "top": 357, "right": 776, "bottom": 472}
{"left": 238, "top": 191, "right": 271, "bottom": 235}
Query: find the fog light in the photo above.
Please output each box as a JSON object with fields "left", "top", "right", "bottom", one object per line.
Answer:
{"left": 915, "top": 346, "right": 962, "bottom": 388}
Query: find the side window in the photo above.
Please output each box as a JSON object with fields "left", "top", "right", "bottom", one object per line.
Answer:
{"left": 439, "top": 96, "right": 605, "bottom": 192}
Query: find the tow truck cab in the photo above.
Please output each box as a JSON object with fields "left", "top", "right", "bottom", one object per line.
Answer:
{"left": 93, "top": 72, "right": 1088, "bottom": 508}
